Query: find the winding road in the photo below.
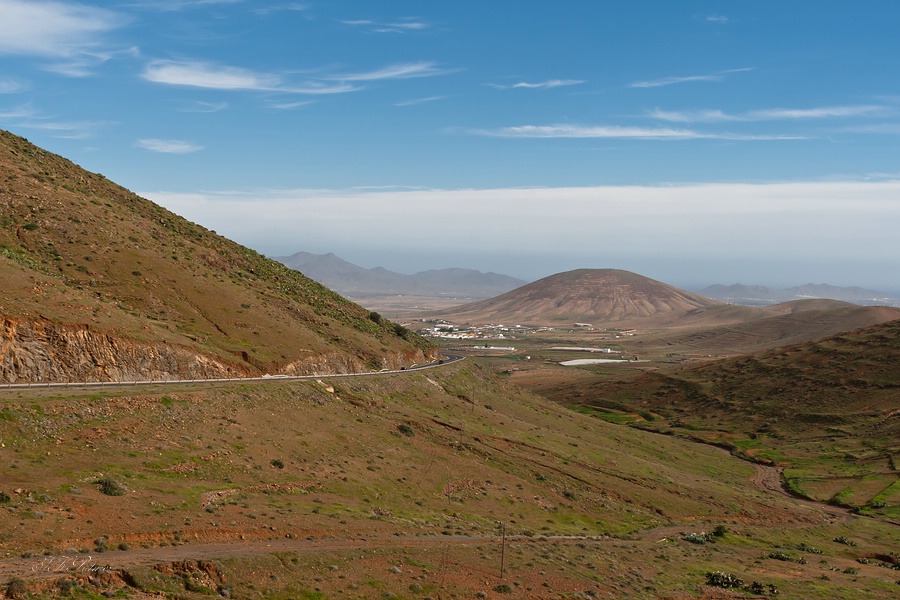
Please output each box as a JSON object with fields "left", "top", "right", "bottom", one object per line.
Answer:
{"left": 0, "top": 355, "right": 464, "bottom": 390}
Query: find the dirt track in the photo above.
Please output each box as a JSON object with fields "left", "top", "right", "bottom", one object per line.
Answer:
{"left": 0, "top": 533, "right": 572, "bottom": 582}
{"left": 0, "top": 449, "right": 863, "bottom": 584}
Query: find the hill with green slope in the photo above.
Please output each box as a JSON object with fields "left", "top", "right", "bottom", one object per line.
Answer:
{"left": 0, "top": 129, "right": 433, "bottom": 382}
{"left": 563, "top": 318, "right": 900, "bottom": 517}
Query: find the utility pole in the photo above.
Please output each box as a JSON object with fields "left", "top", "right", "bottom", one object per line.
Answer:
{"left": 499, "top": 521, "right": 506, "bottom": 579}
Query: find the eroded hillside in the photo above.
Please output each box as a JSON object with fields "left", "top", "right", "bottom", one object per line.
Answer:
{"left": 0, "top": 129, "right": 434, "bottom": 382}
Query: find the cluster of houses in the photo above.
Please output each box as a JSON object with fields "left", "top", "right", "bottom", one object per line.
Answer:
{"left": 414, "top": 320, "right": 552, "bottom": 340}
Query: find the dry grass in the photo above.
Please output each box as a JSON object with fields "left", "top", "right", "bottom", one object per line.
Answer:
{"left": 2, "top": 364, "right": 899, "bottom": 598}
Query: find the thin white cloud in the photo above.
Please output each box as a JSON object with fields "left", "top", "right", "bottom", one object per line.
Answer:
{"left": 331, "top": 61, "right": 448, "bottom": 81}
{"left": 341, "top": 18, "right": 430, "bottom": 33}
{"left": 141, "top": 60, "right": 358, "bottom": 94}
{"left": 15, "top": 118, "right": 106, "bottom": 139}
{"left": 630, "top": 67, "right": 753, "bottom": 89}
{"left": 652, "top": 104, "right": 892, "bottom": 123}
{"left": 842, "top": 124, "right": 900, "bottom": 134}
{"left": 252, "top": 3, "right": 309, "bottom": 16}
{"left": 650, "top": 109, "right": 735, "bottom": 123}
{"left": 142, "top": 60, "right": 279, "bottom": 90}
{"left": 494, "top": 79, "right": 585, "bottom": 90}
{"left": 136, "top": 138, "right": 204, "bottom": 154}
{"left": 705, "top": 14, "right": 729, "bottom": 24}
{"left": 394, "top": 96, "right": 445, "bottom": 107}
{"left": 267, "top": 100, "right": 314, "bottom": 110}
{"left": 0, "top": 104, "right": 38, "bottom": 119}
{"left": 182, "top": 101, "right": 229, "bottom": 113}
{"left": 0, "top": 0, "right": 124, "bottom": 58}
{"left": 0, "top": 79, "right": 27, "bottom": 93}
{"left": 125, "top": 0, "right": 245, "bottom": 11}
{"left": 144, "top": 181, "right": 900, "bottom": 287}
{"left": 0, "top": 104, "right": 102, "bottom": 138}
{"left": 471, "top": 124, "right": 803, "bottom": 141}
{"left": 631, "top": 74, "right": 721, "bottom": 88}
{"left": 752, "top": 106, "right": 890, "bottom": 120}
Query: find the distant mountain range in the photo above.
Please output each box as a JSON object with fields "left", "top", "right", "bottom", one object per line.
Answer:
{"left": 698, "top": 283, "right": 900, "bottom": 308}
{"left": 274, "top": 251, "right": 526, "bottom": 299}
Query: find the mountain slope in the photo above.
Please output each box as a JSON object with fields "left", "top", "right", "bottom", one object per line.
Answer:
{"left": 433, "top": 268, "right": 725, "bottom": 326}
{"left": 275, "top": 251, "right": 526, "bottom": 298}
{"left": 647, "top": 301, "right": 900, "bottom": 354}
{"left": 0, "top": 129, "right": 433, "bottom": 382}
{"left": 570, "top": 318, "right": 900, "bottom": 512}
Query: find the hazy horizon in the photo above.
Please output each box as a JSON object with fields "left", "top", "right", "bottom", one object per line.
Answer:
{"left": 267, "top": 244, "right": 900, "bottom": 299}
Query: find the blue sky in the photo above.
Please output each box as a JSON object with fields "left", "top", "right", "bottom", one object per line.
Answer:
{"left": 2, "top": 1, "right": 899, "bottom": 292}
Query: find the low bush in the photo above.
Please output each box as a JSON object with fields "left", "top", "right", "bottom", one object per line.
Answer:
{"left": 95, "top": 477, "right": 127, "bottom": 496}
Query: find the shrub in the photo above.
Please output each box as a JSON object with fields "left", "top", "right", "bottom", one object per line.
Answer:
{"left": 769, "top": 551, "right": 804, "bottom": 563}
{"left": 392, "top": 322, "right": 409, "bottom": 339}
{"left": 95, "top": 477, "right": 127, "bottom": 496}
{"left": 705, "top": 571, "right": 744, "bottom": 589}
{"left": 397, "top": 424, "right": 414, "bottom": 437}
{"left": 493, "top": 583, "right": 513, "bottom": 593}
{"left": 682, "top": 532, "right": 714, "bottom": 544}
{"left": 0, "top": 491, "right": 10, "bottom": 504}
{"left": 6, "top": 577, "right": 28, "bottom": 599}
{"left": 833, "top": 536, "right": 857, "bottom": 546}
{"left": 271, "top": 459, "right": 285, "bottom": 469}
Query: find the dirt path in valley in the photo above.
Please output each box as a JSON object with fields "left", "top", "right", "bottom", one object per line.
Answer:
{"left": 747, "top": 461, "right": 852, "bottom": 520}
{"left": 0, "top": 533, "right": 596, "bottom": 583}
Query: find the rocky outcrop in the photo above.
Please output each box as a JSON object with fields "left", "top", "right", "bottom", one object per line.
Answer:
{"left": 279, "top": 348, "right": 435, "bottom": 376}
{"left": 1, "top": 317, "right": 438, "bottom": 383}
{"left": 0, "top": 317, "right": 250, "bottom": 383}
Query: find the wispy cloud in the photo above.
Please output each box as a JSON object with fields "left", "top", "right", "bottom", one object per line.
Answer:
{"left": 341, "top": 17, "right": 430, "bottom": 33}
{"left": 136, "top": 138, "right": 204, "bottom": 154}
{"left": 704, "top": 14, "right": 729, "bottom": 24}
{"left": 0, "top": 0, "right": 124, "bottom": 59}
{"left": 142, "top": 60, "right": 279, "bottom": 90}
{"left": 141, "top": 60, "right": 358, "bottom": 94}
{"left": 330, "top": 61, "right": 449, "bottom": 81}
{"left": 491, "top": 79, "right": 585, "bottom": 90}
{"left": 182, "top": 101, "right": 228, "bottom": 113}
{"left": 252, "top": 3, "right": 309, "bottom": 16}
{"left": 0, "top": 103, "right": 104, "bottom": 138}
{"left": 752, "top": 106, "right": 890, "bottom": 120}
{"left": 0, "top": 104, "right": 38, "bottom": 119}
{"left": 125, "top": 0, "right": 245, "bottom": 11}
{"left": 0, "top": 78, "right": 27, "bottom": 93}
{"left": 842, "top": 124, "right": 900, "bottom": 135}
{"left": 629, "top": 67, "right": 753, "bottom": 89}
{"left": 651, "top": 104, "right": 892, "bottom": 123}
{"left": 267, "top": 100, "right": 314, "bottom": 110}
{"left": 471, "top": 124, "right": 803, "bottom": 141}
{"left": 17, "top": 118, "right": 106, "bottom": 139}
{"left": 394, "top": 96, "right": 445, "bottom": 107}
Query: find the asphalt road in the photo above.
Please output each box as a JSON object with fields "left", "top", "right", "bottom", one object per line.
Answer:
{"left": 0, "top": 354, "right": 464, "bottom": 390}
